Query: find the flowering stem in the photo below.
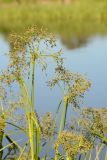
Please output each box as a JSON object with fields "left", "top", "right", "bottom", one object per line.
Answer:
{"left": 31, "top": 55, "right": 36, "bottom": 111}
{"left": 105, "top": 151, "right": 107, "bottom": 160}
{"left": 0, "top": 131, "right": 4, "bottom": 159}
{"left": 58, "top": 93, "right": 68, "bottom": 136}
{"left": 89, "top": 147, "right": 93, "bottom": 160}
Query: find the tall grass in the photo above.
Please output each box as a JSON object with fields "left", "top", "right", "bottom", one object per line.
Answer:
{"left": 0, "top": 1, "right": 107, "bottom": 49}
{"left": 0, "top": 27, "right": 107, "bottom": 159}
{"left": 0, "top": 117, "right": 4, "bottom": 159}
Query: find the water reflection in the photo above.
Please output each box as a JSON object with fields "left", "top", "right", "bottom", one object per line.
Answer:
{"left": 0, "top": 35, "right": 107, "bottom": 115}
{"left": 61, "top": 35, "right": 88, "bottom": 49}
{"left": 0, "top": 34, "right": 10, "bottom": 70}
{"left": 64, "top": 36, "right": 107, "bottom": 107}
{"left": 35, "top": 36, "right": 107, "bottom": 115}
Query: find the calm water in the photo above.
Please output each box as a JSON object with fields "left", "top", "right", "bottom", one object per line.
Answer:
{"left": 0, "top": 34, "right": 107, "bottom": 115}
{"left": 0, "top": 33, "right": 107, "bottom": 159}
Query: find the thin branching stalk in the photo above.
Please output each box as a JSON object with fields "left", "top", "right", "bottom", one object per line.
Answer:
{"left": 84, "top": 153, "right": 87, "bottom": 160}
{"left": 45, "top": 100, "right": 62, "bottom": 159}
{"left": 95, "top": 144, "right": 105, "bottom": 160}
{"left": 0, "top": 139, "right": 22, "bottom": 152}
{"left": 31, "top": 55, "right": 36, "bottom": 111}
{"left": 19, "top": 80, "right": 35, "bottom": 160}
{"left": 88, "top": 147, "right": 93, "bottom": 160}
{"left": 31, "top": 55, "right": 36, "bottom": 160}
{"left": 19, "top": 77, "right": 41, "bottom": 160}
{"left": 32, "top": 116, "right": 41, "bottom": 160}
{"left": 0, "top": 111, "right": 5, "bottom": 159}
{"left": 27, "top": 62, "right": 31, "bottom": 97}
{"left": 18, "top": 142, "right": 28, "bottom": 160}
{"left": 6, "top": 122, "right": 26, "bottom": 133}
{"left": 91, "top": 131, "right": 107, "bottom": 144}
{"left": 0, "top": 131, "right": 4, "bottom": 159}
{"left": 105, "top": 151, "right": 107, "bottom": 160}
{"left": 58, "top": 94, "right": 68, "bottom": 136}
{"left": 55, "top": 93, "right": 68, "bottom": 160}
{"left": 5, "top": 135, "right": 22, "bottom": 152}
{"left": 55, "top": 91, "right": 68, "bottom": 160}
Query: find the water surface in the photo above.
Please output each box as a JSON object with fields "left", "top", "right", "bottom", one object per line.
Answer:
{"left": 0, "top": 35, "right": 107, "bottom": 115}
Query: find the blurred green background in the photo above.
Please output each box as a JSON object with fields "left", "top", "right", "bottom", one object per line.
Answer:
{"left": 0, "top": 0, "right": 107, "bottom": 48}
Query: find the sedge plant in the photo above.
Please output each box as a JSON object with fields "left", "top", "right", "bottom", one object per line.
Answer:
{"left": 1, "top": 26, "right": 63, "bottom": 160}
{"left": 0, "top": 27, "right": 107, "bottom": 160}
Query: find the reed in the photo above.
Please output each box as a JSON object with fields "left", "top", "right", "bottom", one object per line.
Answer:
{"left": 4, "top": 27, "right": 63, "bottom": 159}
{"left": 0, "top": 27, "right": 107, "bottom": 159}
{"left": 0, "top": 117, "right": 5, "bottom": 159}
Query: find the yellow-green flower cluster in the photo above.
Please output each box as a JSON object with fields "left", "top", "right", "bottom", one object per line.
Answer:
{"left": 68, "top": 76, "right": 91, "bottom": 104}
{"left": 40, "top": 112, "right": 56, "bottom": 140}
{"left": 54, "top": 131, "right": 92, "bottom": 158}
{"left": 0, "top": 117, "right": 5, "bottom": 135}
{"left": 48, "top": 65, "right": 91, "bottom": 107}
{"left": 82, "top": 108, "right": 107, "bottom": 134}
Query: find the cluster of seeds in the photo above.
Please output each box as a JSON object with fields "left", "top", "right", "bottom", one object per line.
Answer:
{"left": 40, "top": 112, "right": 56, "bottom": 140}
{"left": 48, "top": 65, "right": 91, "bottom": 108}
{"left": 79, "top": 108, "right": 107, "bottom": 144}
{"left": 0, "top": 117, "right": 5, "bottom": 135}
{"left": 54, "top": 131, "right": 92, "bottom": 159}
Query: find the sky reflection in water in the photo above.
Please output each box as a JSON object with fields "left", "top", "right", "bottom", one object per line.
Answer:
{"left": 0, "top": 35, "right": 107, "bottom": 115}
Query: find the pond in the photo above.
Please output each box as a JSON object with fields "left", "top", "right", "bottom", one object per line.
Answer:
{"left": 0, "top": 33, "right": 107, "bottom": 159}
{"left": 0, "top": 34, "right": 107, "bottom": 114}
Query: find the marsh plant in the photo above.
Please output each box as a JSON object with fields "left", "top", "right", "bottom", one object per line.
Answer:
{"left": 0, "top": 27, "right": 107, "bottom": 160}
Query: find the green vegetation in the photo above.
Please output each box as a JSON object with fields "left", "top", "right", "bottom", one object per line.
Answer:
{"left": 0, "top": 0, "right": 107, "bottom": 159}
{"left": 0, "top": 27, "right": 107, "bottom": 159}
{"left": 0, "top": 0, "right": 107, "bottom": 48}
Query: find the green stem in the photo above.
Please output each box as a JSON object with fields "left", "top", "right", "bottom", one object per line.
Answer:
{"left": 98, "top": 144, "right": 105, "bottom": 154}
{"left": 45, "top": 100, "right": 62, "bottom": 159}
{"left": 91, "top": 131, "right": 107, "bottom": 144}
{"left": 84, "top": 153, "right": 87, "bottom": 160}
{"left": 95, "top": 144, "right": 104, "bottom": 160}
{"left": 19, "top": 81, "right": 35, "bottom": 160}
{"left": 58, "top": 94, "right": 68, "bottom": 136}
{"left": 31, "top": 57, "right": 35, "bottom": 111}
{"left": 0, "top": 131, "right": 4, "bottom": 159}
{"left": 55, "top": 150, "right": 59, "bottom": 160}
{"left": 35, "top": 128, "right": 40, "bottom": 160}
{"left": 32, "top": 116, "right": 41, "bottom": 160}
{"left": 6, "top": 122, "right": 26, "bottom": 133}
{"left": 55, "top": 94, "right": 68, "bottom": 159}
{"left": 29, "top": 117, "right": 35, "bottom": 160}
{"left": 31, "top": 56, "right": 36, "bottom": 160}
{"left": 105, "top": 151, "right": 107, "bottom": 160}
{"left": 31, "top": 56, "right": 41, "bottom": 160}
{"left": 18, "top": 142, "right": 28, "bottom": 160}
{"left": 27, "top": 61, "right": 31, "bottom": 95}
{"left": 88, "top": 147, "right": 93, "bottom": 160}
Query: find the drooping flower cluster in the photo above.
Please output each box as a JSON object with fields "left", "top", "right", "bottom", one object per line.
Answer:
{"left": 0, "top": 117, "right": 5, "bottom": 135}
{"left": 1, "top": 27, "right": 63, "bottom": 85}
{"left": 48, "top": 65, "right": 91, "bottom": 108}
{"left": 40, "top": 112, "right": 56, "bottom": 140}
{"left": 54, "top": 131, "right": 93, "bottom": 159}
{"left": 0, "top": 85, "right": 6, "bottom": 100}
{"left": 80, "top": 108, "right": 107, "bottom": 143}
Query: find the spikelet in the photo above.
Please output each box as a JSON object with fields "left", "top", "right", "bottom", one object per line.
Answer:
{"left": 54, "top": 131, "right": 93, "bottom": 158}
{"left": 0, "top": 117, "right": 5, "bottom": 135}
